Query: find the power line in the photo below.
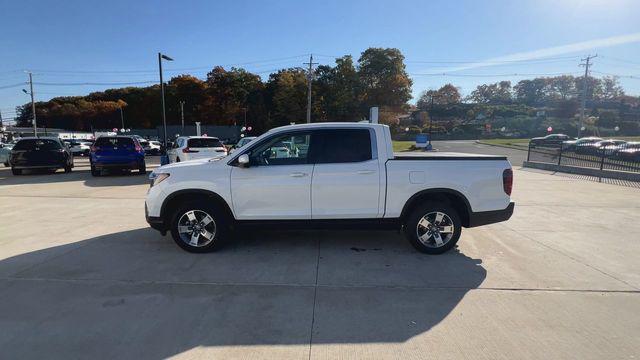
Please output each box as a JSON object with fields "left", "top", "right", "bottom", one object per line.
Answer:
{"left": 33, "top": 80, "right": 157, "bottom": 86}
{"left": 0, "top": 82, "right": 26, "bottom": 90}
{"left": 591, "top": 70, "right": 640, "bottom": 79}
{"left": 410, "top": 71, "right": 582, "bottom": 77}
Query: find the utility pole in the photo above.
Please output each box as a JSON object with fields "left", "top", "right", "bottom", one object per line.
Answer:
{"left": 179, "top": 101, "right": 185, "bottom": 134}
{"left": 578, "top": 54, "right": 597, "bottom": 138}
{"left": 304, "top": 54, "right": 318, "bottom": 123}
{"left": 28, "top": 72, "right": 37, "bottom": 137}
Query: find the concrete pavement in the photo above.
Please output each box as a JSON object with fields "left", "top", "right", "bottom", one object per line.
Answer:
{"left": 0, "top": 151, "right": 639, "bottom": 359}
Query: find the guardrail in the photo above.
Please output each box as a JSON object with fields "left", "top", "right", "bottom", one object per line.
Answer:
{"left": 526, "top": 142, "right": 640, "bottom": 179}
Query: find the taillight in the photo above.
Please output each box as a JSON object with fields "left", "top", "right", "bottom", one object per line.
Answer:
{"left": 135, "top": 144, "right": 143, "bottom": 152}
{"left": 503, "top": 168, "right": 513, "bottom": 195}
{"left": 182, "top": 147, "right": 199, "bottom": 153}
{"left": 90, "top": 146, "right": 99, "bottom": 152}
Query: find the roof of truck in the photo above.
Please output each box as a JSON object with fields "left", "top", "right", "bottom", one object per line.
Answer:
{"left": 268, "top": 122, "right": 386, "bottom": 133}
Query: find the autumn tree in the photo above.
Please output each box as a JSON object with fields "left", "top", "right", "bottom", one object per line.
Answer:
{"left": 357, "top": 48, "right": 412, "bottom": 113}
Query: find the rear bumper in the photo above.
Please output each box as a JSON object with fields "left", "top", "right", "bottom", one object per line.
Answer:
{"left": 93, "top": 160, "right": 143, "bottom": 169}
{"left": 11, "top": 160, "right": 66, "bottom": 169}
{"left": 467, "top": 202, "right": 514, "bottom": 227}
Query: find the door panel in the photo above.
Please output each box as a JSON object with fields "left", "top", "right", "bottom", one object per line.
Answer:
{"left": 311, "top": 159, "right": 381, "bottom": 219}
{"left": 230, "top": 131, "right": 314, "bottom": 220}
{"left": 231, "top": 165, "right": 313, "bottom": 219}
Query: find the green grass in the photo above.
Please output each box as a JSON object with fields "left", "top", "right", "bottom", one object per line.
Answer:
{"left": 392, "top": 141, "right": 415, "bottom": 152}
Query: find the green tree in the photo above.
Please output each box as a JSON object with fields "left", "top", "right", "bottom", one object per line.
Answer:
{"left": 357, "top": 48, "right": 412, "bottom": 112}
{"left": 467, "top": 81, "right": 512, "bottom": 104}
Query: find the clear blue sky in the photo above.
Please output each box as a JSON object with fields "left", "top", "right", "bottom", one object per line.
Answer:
{"left": 1, "top": 0, "right": 639, "bottom": 122}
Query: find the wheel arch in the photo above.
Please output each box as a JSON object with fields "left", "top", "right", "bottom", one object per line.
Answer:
{"left": 400, "top": 188, "right": 472, "bottom": 227}
{"left": 160, "top": 189, "right": 235, "bottom": 224}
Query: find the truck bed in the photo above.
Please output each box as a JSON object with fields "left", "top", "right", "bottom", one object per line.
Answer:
{"left": 392, "top": 151, "right": 507, "bottom": 161}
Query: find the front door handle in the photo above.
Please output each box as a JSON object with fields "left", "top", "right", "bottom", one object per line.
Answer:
{"left": 290, "top": 172, "right": 308, "bottom": 177}
{"left": 357, "top": 170, "right": 375, "bottom": 175}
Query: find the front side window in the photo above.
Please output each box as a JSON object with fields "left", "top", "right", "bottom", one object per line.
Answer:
{"left": 248, "top": 132, "right": 311, "bottom": 166}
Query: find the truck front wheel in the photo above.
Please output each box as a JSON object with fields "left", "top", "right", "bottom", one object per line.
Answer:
{"left": 169, "top": 201, "right": 228, "bottom": 253}
{"left": 404, "top": 202, "right": 462, "bottom": 254}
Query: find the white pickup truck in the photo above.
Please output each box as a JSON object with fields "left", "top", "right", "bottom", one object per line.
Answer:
{"left": 146, "top": 123, "right": 514, "bottom": 254}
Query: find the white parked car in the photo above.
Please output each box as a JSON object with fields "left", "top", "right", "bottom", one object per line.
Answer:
{"left": 146, "top": 123, "right": 514, "bottom": 254}
{"left": 167, "top": 136, "right": 227, "bottom": 163}
{"left": 67, "top": 140, "right": 93, "bottom": 156}
{"left": 139, "top": 139, "right": 161, "bottom": 155}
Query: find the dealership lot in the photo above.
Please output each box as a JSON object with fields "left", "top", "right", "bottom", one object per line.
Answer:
{"left": 0, "top": 145, "right": 639, "bottom": 359}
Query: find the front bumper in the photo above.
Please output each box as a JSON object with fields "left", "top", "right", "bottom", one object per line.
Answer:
{"left": 467, "top": 202, "right": 515, "bottom": 227}
{"left": 145, "top": 203, "right": 166, "bottom": 234}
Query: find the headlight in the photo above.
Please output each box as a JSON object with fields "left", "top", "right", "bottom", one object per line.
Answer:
{"left": 149, "top": 172, "right": 170, "bottom": 187}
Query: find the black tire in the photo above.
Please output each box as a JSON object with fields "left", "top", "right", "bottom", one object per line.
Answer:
{"left": 3, "top": 162, "right": 8, "bottom": 167}
{"left": 169, "top": 200, "right": 229, "bottom": 253}
{"left": 138, "top": 162, "right": 146, "bottom": 174}
{"left": 403, "top": 201, "right": 462, "bottom": 254}
{"left": 11, "top": 167, "right": 22, "bottom": 175}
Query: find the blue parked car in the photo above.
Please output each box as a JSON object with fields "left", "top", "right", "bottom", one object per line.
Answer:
{"left": 90, "top": 136, "right": 146, "bottom": 176}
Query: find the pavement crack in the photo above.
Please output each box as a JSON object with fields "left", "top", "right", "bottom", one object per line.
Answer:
{"left": 308, "top": 235, "right": 321, "bottom": 360}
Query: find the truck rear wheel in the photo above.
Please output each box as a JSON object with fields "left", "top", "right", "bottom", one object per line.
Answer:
{"left": 404, "top": 202, "right": 462, "bottom": 254}
{"left": 169, "top": 200, "right": 228, "bottom": 253}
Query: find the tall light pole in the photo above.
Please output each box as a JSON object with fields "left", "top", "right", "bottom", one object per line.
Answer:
{"left": 119, "top": 107, "right": 125, "bottom": 131}
{"left": 23, "top": 72, "right": 37, "bottom": 136}
{"left": 158, "top": 52, "right": 173, "bottom": 152}
{"left": 179, "top": 100, "right": 185, "bottom": 134}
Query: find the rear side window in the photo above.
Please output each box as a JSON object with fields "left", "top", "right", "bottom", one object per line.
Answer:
{"left": 95, "top": 137, "right": 134, "bottom": 147}
{"left": 13, "top": 139, "right": 62, "bottom": 151}
{"left": 313, "top": 129, "right": 372, "bottom": 164}
{"left": 188, "top": 138, "right": 223, "bottom": 148}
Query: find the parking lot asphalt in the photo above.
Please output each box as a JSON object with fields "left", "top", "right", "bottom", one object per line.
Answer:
{"left": 1, "top": 148, "right": 639, "bottom": 359}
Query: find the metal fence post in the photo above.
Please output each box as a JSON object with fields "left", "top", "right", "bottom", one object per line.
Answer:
{"left": 557, "top": 144, "right": 562, "bottom": 166}
{"left": 599, "top": 148, "right": 605, "bottom": 182}
{"left": 527, "top": 143, "right": 531, "bottom": 162}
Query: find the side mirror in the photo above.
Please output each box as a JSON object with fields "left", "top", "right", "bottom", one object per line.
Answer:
{"left": 238, "top": 154, "right": 250, "bottom": 167}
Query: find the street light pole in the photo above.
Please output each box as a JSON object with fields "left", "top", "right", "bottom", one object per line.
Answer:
{"left": 158, "top": 52, "right": 173, "bottom": 150}
{"left": 119, "top": 107, "right": 125, "bottom": 131}
{"left": 179, "top": 100, "right": 185, "bottom": 134}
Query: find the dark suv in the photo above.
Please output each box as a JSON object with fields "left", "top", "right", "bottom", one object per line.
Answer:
{"left": 10, "top": 137, "right": 73, "bottom": 175}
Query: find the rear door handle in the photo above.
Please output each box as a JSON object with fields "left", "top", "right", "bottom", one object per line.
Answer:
{"left": 290, "top": 172, "right": 308, "bottom": 177}
{"left": 357, "top": 170, "right": 375, "bottom": 175}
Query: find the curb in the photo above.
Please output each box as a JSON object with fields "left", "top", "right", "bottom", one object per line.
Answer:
{"left": 523, "top": 161, "right": 640, "bottom": 182}
{"left": 476, "top": 140, "right": 528, "bottom": 151}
